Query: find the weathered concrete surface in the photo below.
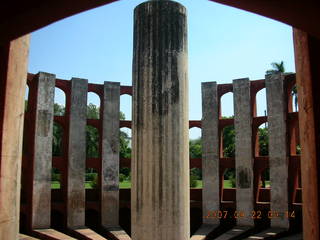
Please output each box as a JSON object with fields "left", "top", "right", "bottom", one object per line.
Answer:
{"left": 132, "top": 1, "right": 189, "bottom": 240}
{"left": 106, "top": 227, "right": 132, "bottom": 240}
{"left": 190, "top": 224, "right": 219, "bottom": 240}
{"left": 266, "top": 73, "right": 289, "bottom": 229}
{"left": 242, "top": 227, "right": 286, "bottom": 239}
{"left": 33, "top": 229, "right": 77, "bottom": 240}
{"left": 102, "top": 81, "right": 120, "bottom": 228}
{"left": 201, "top": 82, "right": 220, "bottom": 225}
{"left": 19, "top": 233, "right": 39, "bottom": 240}
{"left": 233, "top": 78, "right": 254, "bottom": 226}
{"left": 72, "top": 227, "right": 107, "bottom": 240}
{"left": 214, "top": 226, "right": 252, "bottom": 240}
{"left": 67, "top": 78, "right": 88, "bottom": 228}
{"left": 0, "top": 35, "right": 30, "bottom": 239}
{"left": 32, "top": 72, "right": 55, "bottom": 229}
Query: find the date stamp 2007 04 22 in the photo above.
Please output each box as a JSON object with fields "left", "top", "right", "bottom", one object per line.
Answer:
{"left": 204, "top": 210, "right": 296, "bottom": 219}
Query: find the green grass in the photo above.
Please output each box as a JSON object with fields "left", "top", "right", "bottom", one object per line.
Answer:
{"left": 51, "top": 181, "right": 60, "bottom": 189}
{"left": 51, "top": 181, "right": 131, "bottom": 189}
{"left": 191, "top": 180, "right": 234, "bottom": 189}
{"left": 120, "top": 180, "right": 131, "bottom": 189}
{"left": 223, "top": 180, "right": 234, "bottom": 188}
{"left": 51, "top": 181, "right": 94, "bottom": 189}
{"left": 264, "top": 181, "right": 271, "bottom": 188}
{"left": 51, "top": 180, "right": 237, "bottom": 189}
{"left": 51, "top": 179, "right": 267, "bottom": 189}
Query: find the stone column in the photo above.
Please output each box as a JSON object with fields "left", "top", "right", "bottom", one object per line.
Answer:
{"left": 202, "top": 82, "right": 220, "bottom": 225}
{"left": 0, "top": 35, "right": 30, "bottom": 239}
{"left": 32, "top": 72, "right": 55, "bottom": 229}
{"left": 233, "top": 78, "right": 254, "bottom": 226}
{"left": 132, "top": 1, "right": 189, "bottom": 240}
{"left": 266, "top": 73, "right": 289, "bottom": 229}
{"left": 101, "top": 82, "right": 120, "bottom": 228}
{"left": 67, "top": 78, "right": 88, "bottom": 228}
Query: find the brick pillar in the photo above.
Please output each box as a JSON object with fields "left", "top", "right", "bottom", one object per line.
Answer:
{"left": 31, "top": 72, "right": 55, "bottom": 229}
{"left": 101, "top": 81, "right": 120, "bottom": 228}
{"left": 293, "top": 28, "right": 320, "bottom": 239}
{"left": 67, "top": 78, "right": 88, "bottom": 228}
{"left": 132, "top": 1, "right": 189, "bottom": 239}
{"left": 0, "top": 35, "right": 30, "bottom": 239}
{"left": 233, "top": 78, "right": 254, "bottom": 226}
{"left": 266, "top": 73, "right": 289, "bottom": 229}
{"left": 202, "top": 82, "right": 220, "bottom": 225}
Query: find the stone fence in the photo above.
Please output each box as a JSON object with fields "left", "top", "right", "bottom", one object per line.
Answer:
{"left": 20, "top": 72, "right": 301, "bottom": 239}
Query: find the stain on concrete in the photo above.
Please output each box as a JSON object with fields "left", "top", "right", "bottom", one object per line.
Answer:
{"left": 37, "top": 110, "right": 51, "bottom": 137}
{"left": 237, "top": 167, "right": 251, "bottom": 188}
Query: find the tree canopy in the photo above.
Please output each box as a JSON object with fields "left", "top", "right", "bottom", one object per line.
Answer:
{"left": 265, "top": 61, "right": 285, "bottom": 75}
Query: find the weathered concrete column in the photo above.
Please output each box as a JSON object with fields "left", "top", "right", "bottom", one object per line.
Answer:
{"left": 101, "top": 81, "right": 120, "bottom": 228}
{"left": 0, "top": 35, "right": 30, "bottom": 239}
{"left": 67, "top": 78, "right": 88, "bottom": 228}
{"left": 202, "top": 82, "right": 220, "bottom": 225}
{"left": 132, "top": 1, "right": 189, "bottom": 240}
{"left": 233, "top": 78, "right": 254, "bottom": 226}
{"left": 31, "top": 72, "right": 55, "bottom": 229}
{"left": 266, "top": 73, "right": 289, "bottom": 229}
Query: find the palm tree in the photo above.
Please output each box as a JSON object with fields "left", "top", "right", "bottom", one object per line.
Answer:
{"left": 266, "top": 61, "right": 285, "bottom": 74}
{"left": 266, "top": 61, "right": 298, "bottom": 111}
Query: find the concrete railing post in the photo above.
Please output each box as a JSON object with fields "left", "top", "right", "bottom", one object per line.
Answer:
{"left": 31, "top": 72, "right": 55, "bottom": 229}
{"left": 233, "top": 78, "right": 254, "bottom": 226}
{"left": 67, "top": 78, "right": 88, "bottom": 228}
{"left": 202, "top": 82, "right": 220, "bottom": 225}
{"left": 101, "top": 81, "right": 120, "bottom": 228}
{"left": 266, "top": 73, "right": 289, "bottom": 229}
{"left": 132, "top": 1, "right": 189, "bottom": 239}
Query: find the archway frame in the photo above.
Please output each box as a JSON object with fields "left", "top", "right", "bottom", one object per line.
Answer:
{"left": 0, "top": 1, "right": 319, "bottom": 239}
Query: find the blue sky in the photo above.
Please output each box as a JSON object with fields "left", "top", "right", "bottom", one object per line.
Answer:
{"left": 28, "top": 0, "right": 295, "bottom": 139}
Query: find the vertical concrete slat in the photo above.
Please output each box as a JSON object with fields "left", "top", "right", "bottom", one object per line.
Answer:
{"left": 67, "top": 78, "right": 88, "bottom": 228}
{"left": 132, "top": 1, "right": 189, "bottom": 240}
{"left": 202, "top": 82, "right": 220, "bottom": 225}
{"left": 101, "top": 81, "right": 120, "bottom": 228}
{"left": 233, "top": 78, "right": 254, "bottom": 226}
{"left": 32, "top": 72, "right": 55, "bottom": 229}
{"left": 266, "top": 73, "right": 289, "bottom": 229}
{"left": 0, "top": 35, "right": 30, "bottom": 240}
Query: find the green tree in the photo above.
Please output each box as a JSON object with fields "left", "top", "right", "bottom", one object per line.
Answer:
{"left": 54, "top": 103, "right": 65, "bottom": 116}
{"left": 266, "top": 61, "right": 285, "bottom": 75}
{"left": 52, "top": 104, "right": 64, "bottom": 156}
{"left": 258, "top": 127, "right": 268, "bottom": 156}
{"left": 223, "top": 125, "right": 235, "bottom": 157}
{"left": 189, "top": 138, "right": 202, "bottom": 182}
{"left": 189, "top": 138, "right": 202, "bottom": 159}
{"left": 86, "top": 125, "right": 99, "bottom": 158}
{"left": 87, "top": 103, "right": 99, "bottom": 119}
{"left": 119, "top": 112, "right": 131, "bottom": 180}
{"left": 224, "top": 168, "right": 236, "bottom": 188}
{"left": 52, "top": 123, "right": 63, "bottom": 156}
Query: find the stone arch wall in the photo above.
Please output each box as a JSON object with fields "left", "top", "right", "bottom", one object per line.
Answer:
{"left": 20, "top": 71, "right": 301, "bottom": 238}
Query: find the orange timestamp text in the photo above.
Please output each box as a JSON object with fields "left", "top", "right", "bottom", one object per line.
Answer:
{"left": 204, "top": 210, "right": 296, "bottom": 219}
